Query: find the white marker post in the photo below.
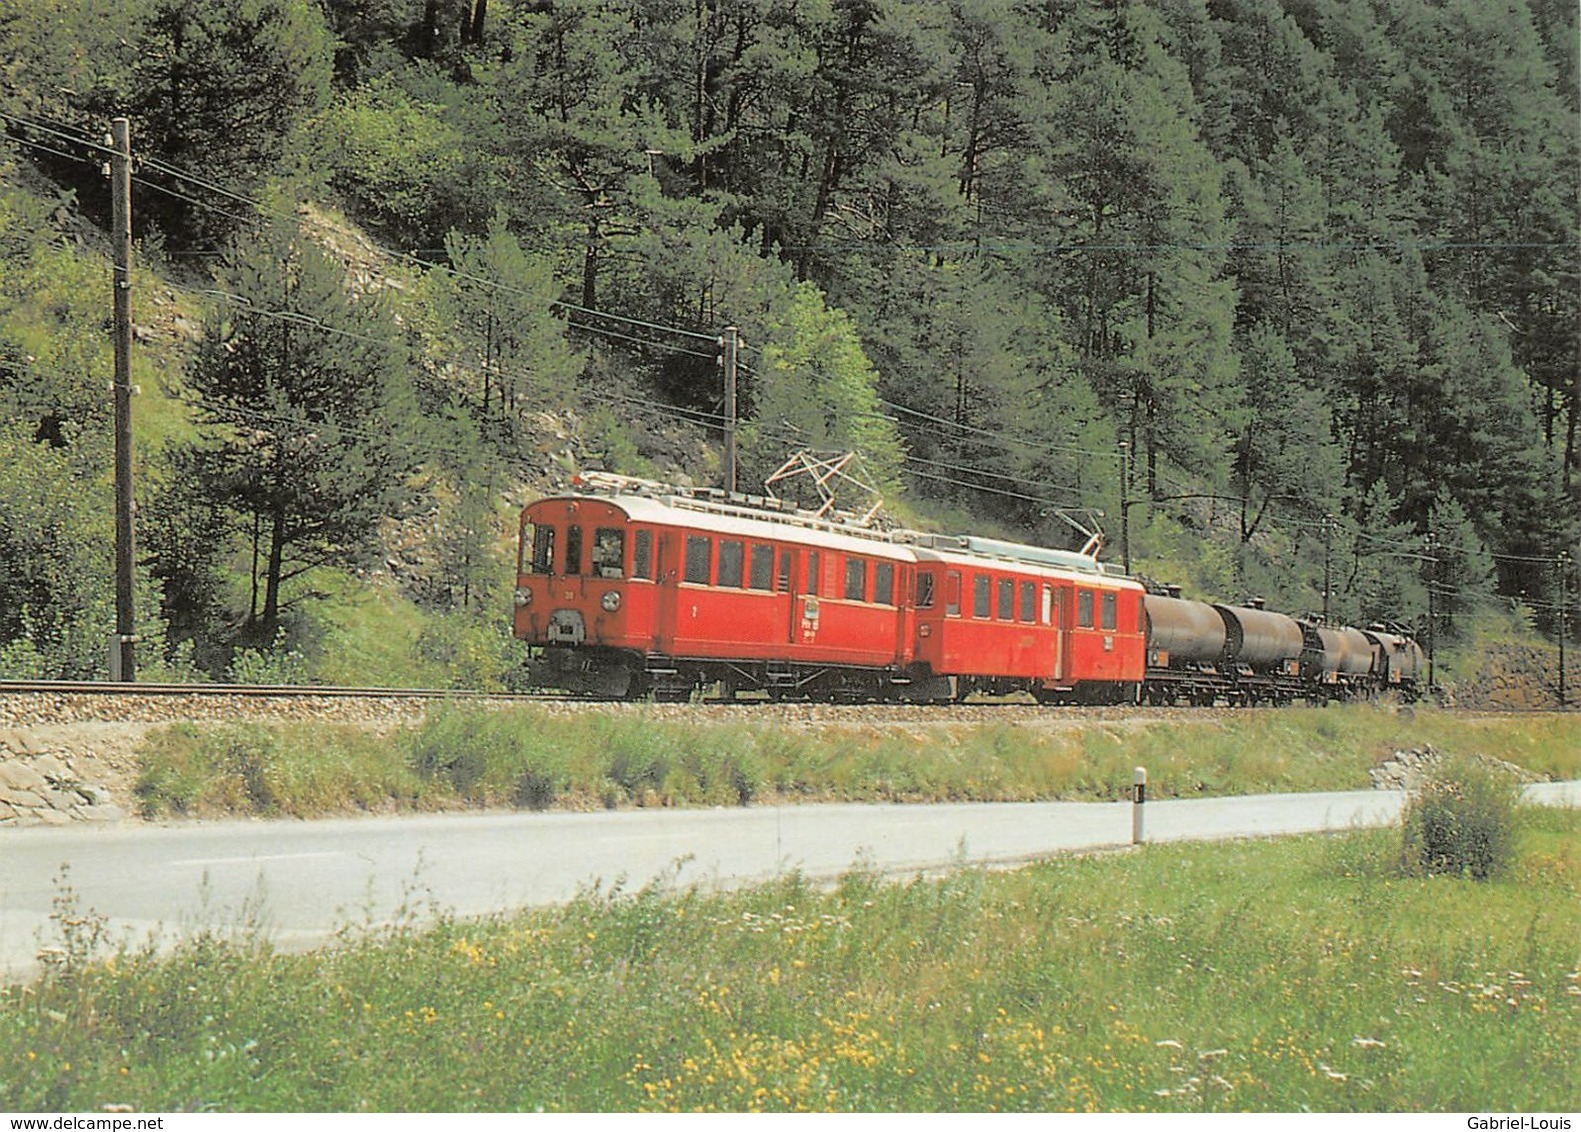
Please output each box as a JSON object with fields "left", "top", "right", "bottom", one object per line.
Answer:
{"left": 1132, "top": 766, "right": 1147, "bottom": 845}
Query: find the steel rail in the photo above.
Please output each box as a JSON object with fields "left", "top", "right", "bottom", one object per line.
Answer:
{"left": 0, "top": 680, "right": 548, "bottom": 700}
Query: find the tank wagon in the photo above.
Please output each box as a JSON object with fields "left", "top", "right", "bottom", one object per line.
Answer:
{"left": 514, "top": 478, "right": 1423, "bottom": 705}
{"left": 1140, "top": 587, "right": 1421, "bottom": 705}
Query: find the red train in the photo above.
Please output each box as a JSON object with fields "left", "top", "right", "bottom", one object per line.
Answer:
{"left": 512, "top": 476, "right": 1423, "bottom": 704}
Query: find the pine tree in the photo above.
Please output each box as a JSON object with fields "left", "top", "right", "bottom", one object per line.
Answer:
{"left": 441, "top": 209, "right": 584, "bottom": 425}
{"left": 183, "top": 221, "right": 419, "bottom": 642}
{"left": 1234, "top": 321, "right": 1343, "bottom": 542}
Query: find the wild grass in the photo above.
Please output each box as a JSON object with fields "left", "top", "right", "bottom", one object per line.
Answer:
{"left": 4, "top": 812, "right": 1576, "bottom": 1112}
{"left": 132, "top": 703, "right": 1581, "bottom": 819}
{"left": 136, "top": 723, "right": 439, "bottom": 818}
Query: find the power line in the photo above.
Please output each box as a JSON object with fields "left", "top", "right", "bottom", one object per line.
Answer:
{"left": 0, "top": 110, "right": 114, "bottom": 156}
{"left": 4, "top": 114, "right": 730, "bottom": 356}
{"left": 878, "top": 396, "right": 1115, "bottom": 461}
{"left": 6, "top": 116, "right": 1574, "bottom": 579}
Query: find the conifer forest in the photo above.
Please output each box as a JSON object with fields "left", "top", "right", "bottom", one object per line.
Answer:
{"left": 0, "top": 0, "right": 1575, "bottom": 686}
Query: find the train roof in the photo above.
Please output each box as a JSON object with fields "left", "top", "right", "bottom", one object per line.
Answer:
{"left": 528, "top": 476, "right": 1136, "bottom": 584}
{"left": 528, "top": 491, "right": 916, "bottom": 561}
{"left": 909, "top": 543, "right": 1144, "bottom": 589}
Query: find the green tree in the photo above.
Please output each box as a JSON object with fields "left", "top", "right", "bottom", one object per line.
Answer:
{"left": 488, "top": 0, "right": 681, "bottom": 309}
{"left": 439, "top": 209, "right": 584, "bottom": 424}
{"left": 1033, "top": 0, "right": 1239, "bottom": 496}
{"left": 1428, "top": 493, "right": 1498, "bottom": 637}
{"left": 183, "top": 221, "right": 419, "bottom": 642}
{"left": 740, "top": 282, "right": 903, "bottom": 495}
{"left": 128, "top": 0, "right": 334, "bottom": 240}
{"left": 1341, "top": 480, "right": 1424, "bottom": 628}
{"left": 309, "top": 75, "right": 487, "bottom": 246}
{"left": 0, "top": 425, "right": 112, "bottom": 677}
{"left": 1233, "top": 322, "right": 1342, "bottom": 543}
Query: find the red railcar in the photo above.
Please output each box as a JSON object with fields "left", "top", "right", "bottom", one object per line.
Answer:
{"left": 515, "top": 484, "right": 919, "bottom": 699}
{"left": 903, "top": 534, "right": 1147, "bottom": 703}
{"left": 514, "top": 479, "right": 1147, "bottom": 702}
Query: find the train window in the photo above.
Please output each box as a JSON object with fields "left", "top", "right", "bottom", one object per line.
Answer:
{"left": 632, "top": 530, "right": 653, "bottom": 580}
{"left": 916, "top": 571, "right": 936, "bottom": 608}
{"left": 592, "top": 528, "right": 625, "bottom": 578}
{"left": 718, "top": 540, "right": 745, "bottom": 588}
{"left": 845, "top": 557, "right": 867, "bottom": 602}
{"left": 973, "top": 575, "right": 991, "bottom": 619}
{"left": 945, "top": 571, "right": 962, "bottom": 616}
{"left": 874, "top": 561, "right": 895, "bottom": 605}
{"left": 1077, "top": 590, "right": 1095, "bottom": 628}
{"left": 684, "top": 536, "right": 711, "bottom": 584}
{"left": 565, "top": 525, "right": 583, "bottom": 576}
{"left": 805, "top": 551, "right": 820, "bottom": 594}
{"left": 750, "top": 544, "right": 774, "bottom": 590}
{"left": 777, "top": 549, "right": 792, "bottom": 592}
{"left": 1101, "top": 592, "right": 1117, "bottom": 630}
{"left": 997, "top": 578, "right": 1014, "bottom": 620}
{"left": 529, "top": 524, "right": 555, "bottom": 575}
{"left": 1020, "top": 581, "right": 1036, "bottom": 623}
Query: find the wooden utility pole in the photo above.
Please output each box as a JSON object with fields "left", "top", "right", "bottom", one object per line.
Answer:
{"left": 720, "top": 325, "right": 740, "bottom": 493}
{"left": 1559, "top": 551, "right": 1570, "bottom": 708}
{"left": 1424, "top": 531, "right": 1438, "bottom": 693}
{"left": 110, "top": 117, "right": 136, "bottom": 682}
{"left": 1118, "top": 440, "right": 1132, "bottom": 574}
{"left": 1322, "top": 513, "right": 1334, "bottom": 624}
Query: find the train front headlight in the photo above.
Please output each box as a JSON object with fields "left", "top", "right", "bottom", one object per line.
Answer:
{"left": 601, "top": 590, "right": 622, "bottom": 612}
{"left": 514, "top": 587, "right": 533, "bottom": 608}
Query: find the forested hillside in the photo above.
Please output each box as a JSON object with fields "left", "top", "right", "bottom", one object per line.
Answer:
{"left": 0, "top": 0, "right": 1576, "bottom": 684}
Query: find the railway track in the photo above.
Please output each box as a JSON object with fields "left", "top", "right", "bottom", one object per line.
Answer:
{"left": 0, "top": 678, "right": 1233, "bottom": 730}
{"left": 0, "top": 679, "right": 547, "bottom": 699}
{"left": 0, "top": 678, "right": 1563, "bottom": 732}
{"left": 0, "top": 680, "right": 550, "bottom": 730}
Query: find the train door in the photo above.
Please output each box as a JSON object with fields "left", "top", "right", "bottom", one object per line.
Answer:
{"left": 1048, "top": 585, "right": 1066, "bottom": 682}
{"left": 1037, "top": 584, "right": 1062, "bottom": 679}
{"left": 796, "top": 549, "right": 822, "bottom": 647}
{"left": 654, "top": 530, "right": 678, "bottom": 653}
{"left": 893, "top": 562, "right": 913, "bottom": 665}
{"left": 782, "top": 546, "right": 800, "bottom": 648}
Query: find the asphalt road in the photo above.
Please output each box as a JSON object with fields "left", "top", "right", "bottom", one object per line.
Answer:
{"left": 3, "top": 782, "right": 1578, "bottom": 982}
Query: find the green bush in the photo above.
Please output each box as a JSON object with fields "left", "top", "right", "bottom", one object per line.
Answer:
{"left": 1401, "top": 755, "right": 1523, "bottom": 880}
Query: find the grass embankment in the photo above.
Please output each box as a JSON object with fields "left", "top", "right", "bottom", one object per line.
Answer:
{"left": 4, "top": 811, "right": 1576, "bottom": 1112}
{"left": 133, "top": 703, "right": 1581, "bottom": 819}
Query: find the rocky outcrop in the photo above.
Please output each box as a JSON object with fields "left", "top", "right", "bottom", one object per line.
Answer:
{"left": 1442, "top": 643, "right": 1580, "bottom": 710}
{"left": 0, "top": 733, "right": 127, "bottom": 827}
{"left": 1369, "top": 744, "right": 1543, "bottom": 792}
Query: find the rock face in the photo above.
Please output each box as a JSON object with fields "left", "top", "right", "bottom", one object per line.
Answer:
{"left": 0, "top": 731, "right": 128, "bottom": 827}
{"left": 1444, "top": 643, "right": 1580, "bottom": 710}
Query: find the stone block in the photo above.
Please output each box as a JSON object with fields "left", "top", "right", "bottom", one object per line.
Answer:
{"left": 31, "top": 754, "right": 73, "bottom": 784}
{"left": 0, "top": 761, "right": 49, "bottom": 792}
{"left": 0, "top": 787, "right": 45, "bottom": 808}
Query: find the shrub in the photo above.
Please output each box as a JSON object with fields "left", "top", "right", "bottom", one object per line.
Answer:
{"left": 1401, "top": 755, "right": 1523, "bottom": 880}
